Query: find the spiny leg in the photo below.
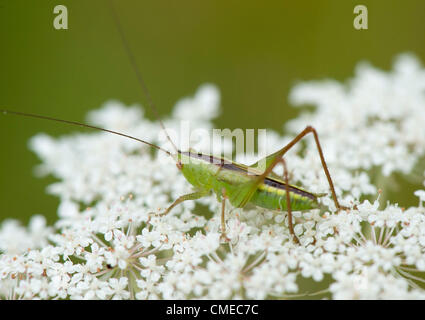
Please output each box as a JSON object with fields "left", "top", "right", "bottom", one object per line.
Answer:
{"left": 221, "top": 189, "right": 226, "bottom": 234}
{"left": 220, "top": 188, "right": 230, "bottom": 241}
{"left": 251, "top": 126, "right": 342, "bottom": 211}
{"left": 279, "top": 158, "right": 300, "bottom": 244}
{"left": 158, "top": 191, "right": 206, "bottom": 216}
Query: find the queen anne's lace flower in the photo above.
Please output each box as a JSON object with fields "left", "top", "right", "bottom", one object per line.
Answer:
{"left": 1, "top": 54, "right": 425, "bottom": 299}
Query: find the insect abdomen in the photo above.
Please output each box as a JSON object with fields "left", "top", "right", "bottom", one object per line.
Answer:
{"left": 250, "top": 184, "right": 318, "bottom": 211}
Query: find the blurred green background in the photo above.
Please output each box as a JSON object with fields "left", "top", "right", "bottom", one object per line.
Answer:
{"left": 0, "top": 0, "right": 424, "bottom": 225}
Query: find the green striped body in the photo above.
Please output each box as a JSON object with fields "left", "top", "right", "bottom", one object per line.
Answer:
{"left": 250, "top": 184, "right": 315, "bottom": 211}
{"left": 176, "top": 151, "right": 319, "bottom": 212}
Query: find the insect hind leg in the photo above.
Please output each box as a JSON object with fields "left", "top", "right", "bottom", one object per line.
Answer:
{"left": 297, "top": 126, "right": 341, "bottom": 211}
{"left": 255, "top": 126, "right": 343, "bottom": 212}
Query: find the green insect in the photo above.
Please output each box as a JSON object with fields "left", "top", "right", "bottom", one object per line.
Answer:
{"left": 168, "top": 128, "right": 342, "bottom": 245}
{"left": 1, "top": 2, "right": 344, "bottom": 244}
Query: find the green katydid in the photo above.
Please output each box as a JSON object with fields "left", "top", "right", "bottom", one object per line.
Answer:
{"left": 0, "top": 109, "right": 342, "bottom": 244}
{"left": 0, "top": 2, "right": 344, "bottom": 244}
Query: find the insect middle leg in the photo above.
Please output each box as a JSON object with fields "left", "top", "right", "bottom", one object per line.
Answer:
{"left": 221, "top": 188, "right": 226, "bottom": 234}
{"left": 219, "top": 188, "right": 231, "bottom": 242}
{"left": 279, "top": 158, "right": 300, "bottom": 244}
{"left": 158, "top": 190, "right": 207, "bottom": 216}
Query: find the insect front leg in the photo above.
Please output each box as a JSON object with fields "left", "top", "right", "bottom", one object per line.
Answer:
{"left": 157, "top": 190, "right": 207, "bottom": 216}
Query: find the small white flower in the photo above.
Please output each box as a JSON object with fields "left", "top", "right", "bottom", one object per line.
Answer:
{"left": 136, "top": 228, "right": 165, "bottom": 248}
{"left": 109, "top": 277, "right": 130, "bottom": 300}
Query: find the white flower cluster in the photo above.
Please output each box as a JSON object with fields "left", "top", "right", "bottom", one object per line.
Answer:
{"left": 1, "top": 55, "right": 425, "bottom": 300}
{"left": 287, "top": 53, "right": 425, "bottom": 177}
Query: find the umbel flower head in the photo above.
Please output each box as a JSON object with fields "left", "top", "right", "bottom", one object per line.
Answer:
{"left": 1, "top": 54, "right": 425, "bottom": 299}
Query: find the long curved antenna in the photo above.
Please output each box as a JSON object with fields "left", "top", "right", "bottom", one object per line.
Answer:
{"left": 0, "top": 109, "right": 171, "bottom": 156}
{"left": 107, "top": 0, "right": 179, "bottom": 154}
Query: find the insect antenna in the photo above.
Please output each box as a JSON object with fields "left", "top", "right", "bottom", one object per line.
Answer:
{"left": 0, "top": 109, "right": 171, "bottom": 156}
{"left": 1, "top": 3, "right": 178, "bottom": 158}
{"left": 107, "top": 0, "right": 179, "bottom": 154}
